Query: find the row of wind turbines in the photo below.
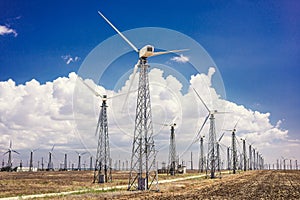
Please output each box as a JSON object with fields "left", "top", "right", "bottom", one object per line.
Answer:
{"left": 1, "top": 142, "right": 90, "bottom": 172}
{"left": 1, "top": 9, "right": 294, "bottom": 195}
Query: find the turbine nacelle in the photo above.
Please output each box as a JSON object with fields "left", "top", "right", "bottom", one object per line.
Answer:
{"left": 139, "top": 45, "right": 154, "bottom": 58}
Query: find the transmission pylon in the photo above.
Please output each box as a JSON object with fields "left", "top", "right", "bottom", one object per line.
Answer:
{"left": 128, "top": 59, "right": 158, "bottom": 191}
{"left": 168, "top": 123, "right": 177, "bottom": 175}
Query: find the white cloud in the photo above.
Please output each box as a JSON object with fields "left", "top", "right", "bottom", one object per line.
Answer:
{"left": 0, "top": 25, "right": 17, "bottom": 37}
{"left": 0, "top": 68, "right": 295, "bottom": 168}
{"left": 171, "top": 54, "right": 189, "bottom": 63}
{"left": 61, "top": 55, "right": 80, "bottom": 65}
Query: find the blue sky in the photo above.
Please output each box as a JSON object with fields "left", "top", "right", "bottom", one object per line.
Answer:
{"left": 0, "top": 0, "right": 299, "bottom": 164}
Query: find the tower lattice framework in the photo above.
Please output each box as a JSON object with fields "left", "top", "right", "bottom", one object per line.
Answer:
{"left": 207, "top": 114, "right": 217, "bottom": 178}
{"left": 128, "top": 59, "right": 158, "bottom": 191}
{"left": 168, "top": 125, "right": 177, "bottom": 175}
{"left": 198, "top": 136, "right": 204, "bottom": 173}
{"left": 232, "top": 131, "right": 237, "bottom": 174}
{"left": 94, "top": 96, "right": 112, "bottom": 183}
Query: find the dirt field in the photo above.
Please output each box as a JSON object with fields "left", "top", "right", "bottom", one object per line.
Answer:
{"left": 1, "top": 170, "right": 300, "bottom": 199}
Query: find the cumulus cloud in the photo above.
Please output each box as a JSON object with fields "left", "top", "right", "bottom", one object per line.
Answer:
{"left": 0, "top": 68, "right": 294, "bottom": 168}
{"left": 0, "top": 25, "right": 17, "bottom": 37}
{"left": 171, "top": 54, "right": 189, "bottom": 63}
{"left": 61, "top": 55, "right": 80, "bottom": 65}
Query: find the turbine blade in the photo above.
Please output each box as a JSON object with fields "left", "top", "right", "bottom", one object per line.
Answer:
{"left": 172, "top": 115, "right": 178, "bottom": 124}
{"left": 122, "top": 62, "right": 139, "bottom": 111}
{"left": 98, "top": 11, "right": 139, "bottom": 53}
{"left": 178, "top": 114, "right": 209, "bottom": 159}
{"left": 234, "top": 117, "right": 241, "bottom": 129}
{"left": 51, "top": 145, "right": 55, "bottom": 152}
{"left": 78, "top": 77, "right": 103, "bottom": 98}
{"left": 12, "top": 150, "right": 19, "bottom": 154}
{"left": 214, "top": 111, "right": 231, "bottom": 114}
{"left": 155, "top": 122, "right": 169, "bottom": 126}
{"left": 218, "top": 132, "right": 226, "bottom": 142}
{"left": 195, "top": 114, "right": 210, "bottom": 140}
{"left": 9, "top": 140, "right": 12, "bottom": 149}
{"left": 150, "top": 49, "right": 189, "bottom": 57}
{"left": 192, "top": 88, "right": 210, "bottom": 112}
{"left": 107, "top": 89, "right": 138, "bottom": 99}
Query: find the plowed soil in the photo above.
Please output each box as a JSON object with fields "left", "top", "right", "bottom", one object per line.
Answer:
{"left": 1, "top": 170, "right": 300, "bottom": 199}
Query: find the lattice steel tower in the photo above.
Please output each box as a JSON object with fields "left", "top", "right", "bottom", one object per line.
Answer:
{"left": 78, "top": 78, "right": 112, "bottom": 183}
{"left": 97, "top": 11, "right": 186, "bottom": 191}
{"left": 227, "top": 146, "right": 231, "bottom": 170}
{"left": 193, "top": 88, "right": 227, "bottom": 179}
{"left": 128, "top": 59, "right": 158, "bottom": 191}
{"left": 241, "top": 138, "right": 247, "bottom": 171}
{"left": 94, "top": 95, "right": 112, "bottom": 183}
{"left": 225, "top": 120, "right": 239, "bottom": 174}
{"left": 207, "top": 114, "right": 217, "bottom": 178}
{"left": 232, "top": 130, "right": 237, "bottom": 174}
{"left": 198, "top": 136, "right": 205, "bottom": 173}
{"left": 168, "top": 123, "right": 177, "bottom": 175}
{"left": 249, "top": 144, "right": 252, "bottom": 170}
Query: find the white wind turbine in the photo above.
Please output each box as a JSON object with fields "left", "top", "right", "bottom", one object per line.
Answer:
{"left": 193, "top": 88, "right": 228, "bottom": 178}
{"left": 98, "top": 11, "right": 187, "bottom": 191}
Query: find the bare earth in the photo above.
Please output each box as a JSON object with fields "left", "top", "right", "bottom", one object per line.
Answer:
{"left": 1, "top": 170, "right": 300, "bottom": 199}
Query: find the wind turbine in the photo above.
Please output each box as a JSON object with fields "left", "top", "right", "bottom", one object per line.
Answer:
{"left": 29, "top": 148, "right": 38, "bottom": 172}
{"left": 240, "top": 138, "right": 247, "bottom": 171}
{"left": 224, "top": 119, "right": 240, "bottom": 174}
{"left": 78, "top": 77, "right": 130, "bottom": 183}
{"left": 47, "top": 145, "right": 55, "bottom": 171}
{"left": 248, "top": 141, "right": 255, "bottom": 170}
{"left": 98, "top": 11, "right": 187, "bottom": 191}
{"left": 164, "top": 122, "right": 177, "bottom": 176}
{"left": 76, "top": 151, "right": 88, "bottom": 171}
{"left": 157, "top": 116, "right": 178, "bottom": 176}
{"left": 193, "top": 88, "right": 228, "bottom": 178}
{"left": 198, "top": 136, "right": 205, "bottom": 173}
{"left": 78, "top": 77, "right": 110, "bottom": 180}
{"left": 4, "top": 140, "right": 19, "bottom": 171}
{"left": 216, "top": 132, "right": 225, "bottom": 172}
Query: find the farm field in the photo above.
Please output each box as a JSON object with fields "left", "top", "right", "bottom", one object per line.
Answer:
{"left": 0, "top": 170, "right": 300, "bottom": 199}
